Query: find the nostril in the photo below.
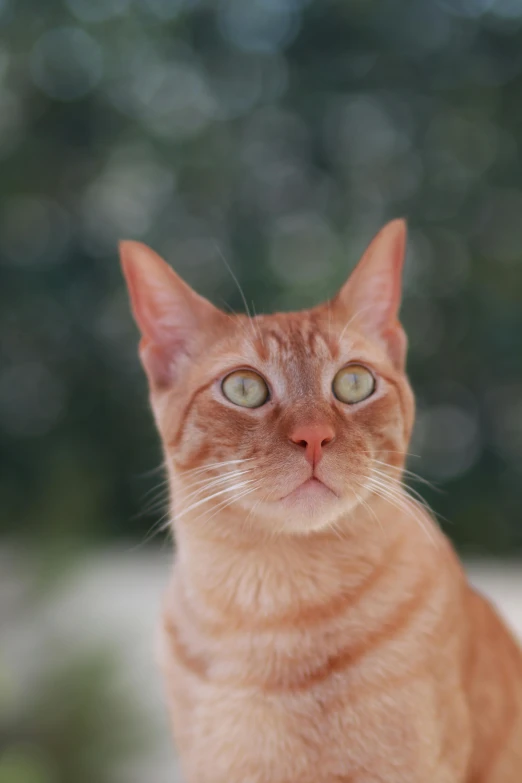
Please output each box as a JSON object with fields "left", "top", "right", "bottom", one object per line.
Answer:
{"left": 289, "top": 425, "right": 335, "bottom": 449}
{"left": 289, "top": 424, "right": 335, "bottom": 465}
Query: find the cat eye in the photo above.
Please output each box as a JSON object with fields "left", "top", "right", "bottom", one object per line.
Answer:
{"left": 221, "top": 370, "right": 269, "bottom": 408}
{"left": 332, "top": 365, "right": 375, "bottom": 404}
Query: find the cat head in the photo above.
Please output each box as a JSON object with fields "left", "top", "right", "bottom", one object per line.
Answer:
{"left": 121, "top": 220, "right": 414, "bottom": 536}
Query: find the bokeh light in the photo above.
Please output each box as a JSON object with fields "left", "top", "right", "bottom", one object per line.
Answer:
{"left": 0, "top": 0, "right": 520, "bottom": 549}
{"left": 30, "top": 27, "right": 103, "bottom": 101}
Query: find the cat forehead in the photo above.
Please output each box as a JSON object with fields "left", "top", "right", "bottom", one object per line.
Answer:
{"left": 233, "top": 310, "right": 342, "bottom": 365}
{"left": 189, "top": 309, "right": 381, "bottom": 397}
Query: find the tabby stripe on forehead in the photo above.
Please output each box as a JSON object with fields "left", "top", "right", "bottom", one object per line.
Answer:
{"left": 391, "top": 373, "right": 412, "bottom": 439}
{"left": 168, "top": 378, "right": 217, "bottom": 450}
{"left": 374, "top": 368, "right": 411, "bottom": 442}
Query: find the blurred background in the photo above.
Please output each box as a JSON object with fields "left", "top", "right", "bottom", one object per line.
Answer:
{"left": 2, "top": 0, "right": 522, "bottom": 780}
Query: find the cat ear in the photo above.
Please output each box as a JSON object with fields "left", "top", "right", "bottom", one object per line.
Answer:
{"left": 334, "top": 219, "right": 408, "bottom": 368}
{"left": 120, "top": 240, "right": 223, "bottom": 389}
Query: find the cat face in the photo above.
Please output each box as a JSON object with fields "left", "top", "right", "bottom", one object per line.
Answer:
{"left": 121, "top": 220, "right": 414, "bottom": 535}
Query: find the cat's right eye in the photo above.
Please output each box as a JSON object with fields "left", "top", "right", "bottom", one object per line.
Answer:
{"left": 333, "top": 364, "right": 375, "bottom": 404}
{"left": 221, "top": 370, "right": 269, "bottom": 408}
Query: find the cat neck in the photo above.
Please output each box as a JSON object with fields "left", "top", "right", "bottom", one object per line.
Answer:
{"left": 170, "top": 496, "right": 439, "bottom": 624}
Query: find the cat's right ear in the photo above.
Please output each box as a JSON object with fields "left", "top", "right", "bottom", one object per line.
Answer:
{"left": 120, "top": 241, "right": 222, "bottom": 389}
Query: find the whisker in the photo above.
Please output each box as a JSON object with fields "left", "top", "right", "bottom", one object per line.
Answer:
{"left": 138, "top": 475, "right": 240, "bottom": 520}
{"left": 352, "top": 485, "right": 383, "bottom": 534}
{"left": 127, "top": 506, "right": 173, "bottom": 551}
{"left": 370, "top": 487, "right": 433, "bottom": 543}
{"left": 129, "top": 460, "right": 258, "bottom": 542}
{"left": 178, "top": 466, "right": 253, "bottom": 491}
{"left": 365, "top": 477, "right": 436, "bottom": 544}
{"left": 337, "top": 304, "right": 376, "bottom": 344}
{"left": 138, "top": 494, "right": 170, "bottom": 516}
{"left": 359, "top": 449, "right": 421, "bottom": 460}
{"left": 369, "top": 465, "right": 449, "bottom": 526}
{"left": 135, "top": 463, "right": 168, "bottom": 478}
{"left": 250, "top": 299, "right": 266, "bottom": 348}
{"left": 137, "top": 517, "right": 171, "bottom": 548}
{"left": 127, "top": 487, "right": 170, "bottom": 523}
{"left": 329, "top": 521, "right": 345, "bottom": 541}
{"left": 215, "top": 243, "right": 252, "bottom": 319}
{"left": 185, "top": 484, "right": 263, "bottom": 532}
{"left": 175, "top": 469, "right": 254, "bottom": 505}
{"left": 221, "top": 304, "right": 259, "bottom": 354}
{"left": 139, "top": 477, "right": 170, "bottom": 503}
{"left": 179, "top": 458, "right": 255, "bottom": 478}
{"left": 176, "top": 480, "right": 259, "bottom": 520}
{"left": 370, "top": 459, "right": 441, "bottom": 492}
{"left": 370, "top": 468, "right": 433, "bottom": 510}
{"left": 242, "top": 490, "right": 266, "bottom": 528}
{"left": 215, "top": 243, "right": 264, "bottom": 348}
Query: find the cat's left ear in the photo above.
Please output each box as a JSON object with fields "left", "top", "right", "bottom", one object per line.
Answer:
{"left": 120, "top": 240, "right": 225, "bottom": 389}
{"left": 333, "top": 219, "right": 407, "bottom": 368}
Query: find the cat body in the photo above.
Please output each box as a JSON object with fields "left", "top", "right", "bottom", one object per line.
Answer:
{"left": 160, "top": 522, "right": 522, "bottom": 783}
{"left": 121, "top": 221, "right": 522, "bottom": 783}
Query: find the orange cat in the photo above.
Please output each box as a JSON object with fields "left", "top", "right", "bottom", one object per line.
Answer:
{"left": 121, "top": 220, "right": 522, "bottom": 783}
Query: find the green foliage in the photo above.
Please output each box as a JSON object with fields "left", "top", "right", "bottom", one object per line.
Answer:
{"left": 1, "top": 0, "right": 522, "bottom": 551}
{"left": 0, "top": 648, "right": 149, "bottom": 783}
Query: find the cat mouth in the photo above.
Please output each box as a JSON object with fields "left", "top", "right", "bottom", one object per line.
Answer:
{"left": 282, "top": 476, "right": 338, "bottom": 502}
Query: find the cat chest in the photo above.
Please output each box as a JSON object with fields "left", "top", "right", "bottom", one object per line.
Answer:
{"left": 167, "top": 661, "right": 450, "bottom": 783}
{"left": 161, "top": 620, "right": 456, "bottom": 783}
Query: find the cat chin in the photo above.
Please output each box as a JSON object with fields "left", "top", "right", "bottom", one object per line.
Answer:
{"left": 251, "top": 487, "right": 357, "bottom": 535}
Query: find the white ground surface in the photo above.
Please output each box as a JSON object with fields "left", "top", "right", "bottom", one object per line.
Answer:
{"left": 2, "top": 548, "right": 521, "bottom": 783}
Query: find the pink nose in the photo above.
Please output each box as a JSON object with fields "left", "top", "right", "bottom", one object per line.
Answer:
{"left": 289, "top": 423, "right": 335, "bottom": 467}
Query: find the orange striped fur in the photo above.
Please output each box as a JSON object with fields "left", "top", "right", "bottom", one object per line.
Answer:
{"left": 121, "top": 220, "right": 522, "bottom": 783}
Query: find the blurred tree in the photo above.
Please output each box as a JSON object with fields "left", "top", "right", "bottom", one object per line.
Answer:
{"left": 0, "top": 648, "right": 149, "bottom": 783}
{"left": 1, "top": 0, "right": 522, "bottom": 552}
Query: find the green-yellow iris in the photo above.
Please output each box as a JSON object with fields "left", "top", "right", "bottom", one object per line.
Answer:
{"left": 333, "top": 365, "right": 375, "bottom": 404}
{"left": 222, "top": 370, "right": 269, "bottom": 408}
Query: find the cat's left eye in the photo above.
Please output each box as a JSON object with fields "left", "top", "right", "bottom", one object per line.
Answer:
{"left": 221, "top": 370, "right": 269, "bottom": 408}
{"left": 333, "top": 365, "right": 375, "bottom": 404}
